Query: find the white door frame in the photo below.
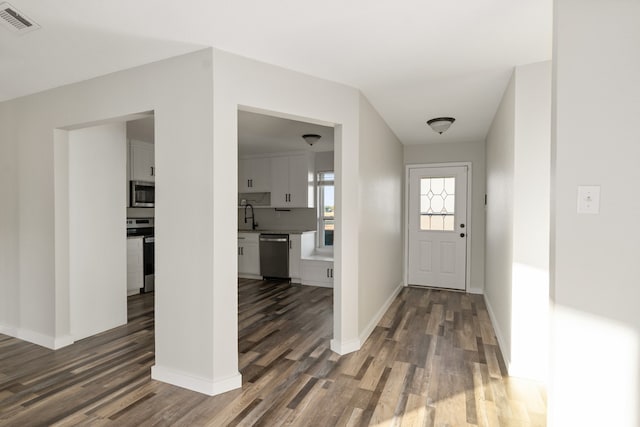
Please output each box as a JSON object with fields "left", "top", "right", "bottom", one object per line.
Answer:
{"left": 404, "top": 162, "right": 473, "bottom": 291}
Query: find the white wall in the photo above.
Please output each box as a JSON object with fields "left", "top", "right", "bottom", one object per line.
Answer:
{"left": 68, "top": 123, "right": 127, "bottom": 340}
{"left": 0, "top": 101, "right": 18, "bottom": 333}
{"left": 512, "top": 62, "right": 551, "bottom": 381}
{"left": 212, "top": 49, "right": 362, "bottom": 355}
{"left": 550, "top": 1, "right": 640, "bottom": 425}
{"left": 315, "top": 151, "right": 334, "bottom": 172}
{"left": 403, "top": 141, "right": 486, "bottom": 293}
{"left": 0, "top": 50, "right": 224, "bottom": 394}
{"left": 485, "top": 62, "right": 551, "bottom": 382}
{"left": 357, "top": 95, "right": 404, "bottom": 343}
{"left": 485, "top": 74, "right": 516, "bottom": 369}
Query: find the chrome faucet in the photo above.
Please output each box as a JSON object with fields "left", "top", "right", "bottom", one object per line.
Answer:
{"left": 244, "top": 203, "right": 257, "bottom": 230}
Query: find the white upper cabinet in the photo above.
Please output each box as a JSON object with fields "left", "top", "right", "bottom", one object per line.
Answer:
{"left": 238, "top": 157, "right": 271, "bottom": 193}
{"left": 130, "top": 140, "right": 155, "bottom": 182}
{"left": 270, "top": 153, "right": 315, "bottom": 208}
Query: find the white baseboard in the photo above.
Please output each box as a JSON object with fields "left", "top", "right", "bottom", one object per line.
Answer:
{"left": 358, "top": 281, "right": 403, "bottom": 346}
{"left": 52, "top": 334, "right": 75, "bottom": 349}
{"left": 14, "top": 328, "right": 74, "bottom": 350}
{"left": 482, "top": 293, "right": 511, "bottom": 374}
{"left": 300, "top": 280, "right": 333, "bottom": 288}
{"left": 0, "top": 323, "right": 74, "bottom": 350}
{"left": 151, "top": 365, "right": 242, "bottom": 396}
{"left": 330, "top": 338, "right": 360, "bottom": 355}
{"left": 0, "top": 323, "right": 17, "bottom": 337}
{"left": 468, "top": 286, "right": 484, "bottom": 295}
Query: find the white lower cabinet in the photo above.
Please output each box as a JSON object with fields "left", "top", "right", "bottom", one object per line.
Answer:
{"left": 127, "top": 237, "right": 144, "bottom": 295}
{"left": 289, "top": 234, "right": 301, "bottom": 283}
{"left": 238, "top": 233, "right": 260, "bottom": 278}
{"left": 300, "top": 259, "right": 334, "bottom": 288}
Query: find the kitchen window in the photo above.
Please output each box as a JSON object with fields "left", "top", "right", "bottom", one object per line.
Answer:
{"left": 317, "top": 171, "right": 334, "bottom": 247}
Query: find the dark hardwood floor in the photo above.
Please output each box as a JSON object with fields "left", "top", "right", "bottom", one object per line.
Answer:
{"left": 0, "top": 280, "right": 546, "bottom": 426}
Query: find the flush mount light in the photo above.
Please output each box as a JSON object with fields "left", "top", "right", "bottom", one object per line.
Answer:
{"left": 427, "top": 117, "right": 456, "bottom": 134}
{"left": 302, "top": 134, "right": 321, "bottom": 146}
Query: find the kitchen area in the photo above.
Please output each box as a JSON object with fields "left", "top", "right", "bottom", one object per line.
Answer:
{"left": 126, "top": 116, "right": 156, "bottom": 296}
{"left": 237, "top": 111, "right": 335, "bottom": 287}
{"left": 125, "top": 110, "right": 336, "bottom": 297}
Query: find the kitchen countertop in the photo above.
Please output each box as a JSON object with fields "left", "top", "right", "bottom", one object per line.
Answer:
{"left": 237, "top": 229, "right": 315, "bottom": 235}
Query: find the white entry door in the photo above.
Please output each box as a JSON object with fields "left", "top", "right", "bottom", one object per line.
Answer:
{"left": 408, "top": 166, "right": 468, "bottom": 290}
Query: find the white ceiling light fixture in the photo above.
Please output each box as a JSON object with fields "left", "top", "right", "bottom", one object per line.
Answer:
{"left": 427, "top": 117, "right": 456, "bottom": 135}
{"left": 302, "top": 134, "right": 321, "bottom": 146}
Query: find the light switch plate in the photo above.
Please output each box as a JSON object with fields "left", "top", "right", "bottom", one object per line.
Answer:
{"left": 577, "top": 185, "right": 600, "bottom": 214}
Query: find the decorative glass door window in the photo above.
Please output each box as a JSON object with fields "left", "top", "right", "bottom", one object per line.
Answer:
{"left": 420, "top": 177, "right": 455, "bottom": 231}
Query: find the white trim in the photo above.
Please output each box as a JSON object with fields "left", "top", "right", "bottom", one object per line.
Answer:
{"left": 358, "top": 281, "right": 403, "bottom": 346}
{"left": 238, "top": 273, "right": 262, "bottom": 280}
{"left": 151, "top": 365, "right": 242, "bottom": 396}
{"left": 483, "top": 293, "right": 511, "bottom": 374}
{"left": 0, "top": 324, "right": 17, "bottom": 337}
{"left": 0, "top": 324, "right": 75, "bottom": 350}
{"left": 330, "top": 338, "right": 360, "bottom": 355}
{"left": 300, "top": 280, "right": 333, "bottom": 288}
{"left": 52, "top": 334, "right": 75, "bottom": 349}
{"left": 468, "top": 287, "right": 484, "bottom": 295}
{"left": 11, "top": 328, "right": 74, "bottom": 350}
{"left": 404, "top": 162, "right": 473, "bottom": 292}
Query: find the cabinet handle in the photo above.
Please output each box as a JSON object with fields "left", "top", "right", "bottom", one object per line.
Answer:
{"left": 331, "top": 268, "right": 333, "bottom": 278}
{"left": 150, "top": 166, "right": 154, "bottom": 176}
{"left": 327, "top": 268, "right": 330, "bottom": 278}
{"left": 289, "top": 240, "right": 292, "bottom": 249}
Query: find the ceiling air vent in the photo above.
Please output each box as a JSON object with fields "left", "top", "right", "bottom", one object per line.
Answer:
{"left": 0, "top": 2, "right": 40, "bottom": 35}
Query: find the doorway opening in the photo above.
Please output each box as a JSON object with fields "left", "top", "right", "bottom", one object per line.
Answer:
{"left": 54, "top": 111, "right": 155, "bottom": 344}
{"left": 236, "top": 107, "right": 338, "bottom": 382}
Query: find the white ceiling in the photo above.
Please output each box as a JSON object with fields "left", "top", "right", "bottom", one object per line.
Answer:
{"left": 0, "top": 0, "right": 552, "bottom": 145}
{"left": 238, "top": 111, "right": 334, "bottom": 156}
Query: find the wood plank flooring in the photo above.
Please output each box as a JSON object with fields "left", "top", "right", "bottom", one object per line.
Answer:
{"left": 0, "top": 280, "right": 546, "bottom": 426}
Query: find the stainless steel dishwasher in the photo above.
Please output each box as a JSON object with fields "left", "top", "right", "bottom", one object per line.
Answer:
{"left": 259, "top": 234, "right": 289, "bottom": 279}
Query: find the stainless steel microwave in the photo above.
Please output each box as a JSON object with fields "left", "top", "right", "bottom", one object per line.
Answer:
{"left": 130, "top": 181, "right": 155, "bottom": 207}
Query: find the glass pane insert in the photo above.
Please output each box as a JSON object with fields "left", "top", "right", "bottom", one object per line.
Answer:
{"left": 419, "top": 177, "right": 455, "bottom": 231}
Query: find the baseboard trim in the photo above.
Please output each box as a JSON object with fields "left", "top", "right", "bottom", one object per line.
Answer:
{"left": 468, "top": 286, "right": 484, "bottom": 295}
{"left": 151, "top": 365, "right": 242, "bottom": 396}
{"left": 0, "top": 324, "right": 17, "bottom": 337}
{"left": 483, "top": 293, "right": 511, "bottom": 374}
{"left": 358, "top": 281, "right": 403, "bottom": 346}
{"left": 330, "top": 338, "right": 360, "bottom": 355}
{"left": 300, "top": 281, "right": 333, "bottom": 288}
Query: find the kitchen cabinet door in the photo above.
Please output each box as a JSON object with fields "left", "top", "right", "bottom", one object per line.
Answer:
{"left": 270, "top": 154, "right": 315, "bottom": 208}
{"left": 289, "top": 234, "right": 302, "bottom": 283}
{"left": 300, "top": 259, "right": 333, "bottom": 288}
{"left": 238, "top": 233, "right": 261, "bottom": 278}
{"left": 270, "top": 156, "right": 290, "bottom": 206}
{"left": 130, "top": 140, "right": 155, "bottom": 182}
{"left": 239, "top": 157, "right": 271, "bottom": 193}
{"left": 288, "top": 154, "right": 314, "bottom": 208}
{"left": 127, "top": 237, "right": 144, "bottom": 295}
